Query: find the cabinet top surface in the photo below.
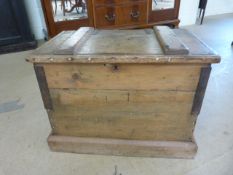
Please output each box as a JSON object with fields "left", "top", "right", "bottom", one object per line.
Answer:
{"left": 28, "top": 27, "right": 221, "bottom": 64}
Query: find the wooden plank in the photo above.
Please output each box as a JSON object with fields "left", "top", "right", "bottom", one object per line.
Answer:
{"left": 49, "top": 111, "right": 194, "bottom": 141}
{"left": 73, "top": 29, "right": 163, "bottom": 55}
{"left": 50, "top": 89, "right": 195, "bottom": 105}
{"left": 34, "top": 65, "right": 53, "bottom": 110}
{"left": 191, "top": 66, "right": 211, "bottom": 115}
{"left": 54, "top": 27, "right": 94, "bottom": 55}
{"left": 154, "top": 26, "right": 189, "bottom": 55}
{"left": 32, "top": 31, "right": 75, "bottom": 55}
{"left": 27, "top": 54, "right": 221, "bottom": 64}
{"left": 43, "top": 64, "right": 201, "bottom": 91}
{"left": 51, "top": 102, "right": 193, "bottom": 117}
{"left": 174, "top": 29, "right": 217, "bottom": 55}
{"left": 48, "top": 89, "right": 195, "bottom": 141}
{"left": 48, "top": 135, "right": 198, "bottom": 158}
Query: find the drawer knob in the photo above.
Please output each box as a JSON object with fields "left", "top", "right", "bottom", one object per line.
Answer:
{"left": 105, "top": 14, "right": 116, "bottom": 22}
{"left": 130, "top": 11, "right": 140, "bottom": 19}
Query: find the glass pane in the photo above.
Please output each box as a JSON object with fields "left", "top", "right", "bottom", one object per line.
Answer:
{"left": 51, "top": 0, "right": 88, "bottom": 22}
{"left": 152, "top": 0, "right": 175, "bottom": 11}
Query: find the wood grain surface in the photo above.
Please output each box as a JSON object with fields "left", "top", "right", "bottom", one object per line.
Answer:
{"left": 27, "top": 27, "right": 221, "bottom": 64}
{"left": 154, "top": 26, "right": 189, "bottom": 55}
{"left": 48, "top": 135, "right": 198, "bottom": 158}
{"left": 48, "top": 88, "right": 195, "bottom": 141}
{"left": 43, "top": 64, "right": 201, "bottom": 91}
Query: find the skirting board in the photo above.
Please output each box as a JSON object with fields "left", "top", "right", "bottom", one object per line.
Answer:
{"left": 48, "top": 134, "right": 198, "bottom": 158}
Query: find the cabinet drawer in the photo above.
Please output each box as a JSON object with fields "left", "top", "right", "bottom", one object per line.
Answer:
{"left": 95, "top": 6, "right": 117, "bottom": 27}
{"left": 94, "top": 0, "right": 145, "bottom": 6}
{"left": 95, "top": 2, "right": 147, "bottom": 28}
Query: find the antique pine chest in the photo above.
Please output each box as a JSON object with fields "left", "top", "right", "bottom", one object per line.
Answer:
{"left": 27, "top": 26, "right": 220, "bottom": 158}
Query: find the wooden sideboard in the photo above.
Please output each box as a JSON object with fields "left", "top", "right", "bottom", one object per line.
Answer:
{"left": 41, "top": 0, "right": 180, "bottom": 37}
{"left": 92, "top": 0, "right": 180, "bottom": 29}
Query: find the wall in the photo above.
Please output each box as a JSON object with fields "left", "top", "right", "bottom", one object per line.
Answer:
{"left": 179, "top": 0, "right": 200, "bottom": 26}
{"left": 205, "top": 0, "right": 233, "bottom": 16}
{"left": 23, "top": 0, "right": 46, "bottom": 40}
{"left": 179, "top": 0, "right": 233, "bottom": 26}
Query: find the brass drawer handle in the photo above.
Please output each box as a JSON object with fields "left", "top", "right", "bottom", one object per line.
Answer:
{"left": 130, "top": 11, "right": 140, "bottom": 19}
{"left": 105, "top": 14, "right": 116, "bottom": 22}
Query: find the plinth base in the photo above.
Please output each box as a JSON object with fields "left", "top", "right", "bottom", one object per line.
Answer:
{"left": 48, "top": 134, "right": 197, "bottom": 158}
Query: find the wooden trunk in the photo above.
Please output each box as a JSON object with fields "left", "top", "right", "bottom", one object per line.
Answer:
{"left": 27, "top": 26, "right": 220, "bottom": 158}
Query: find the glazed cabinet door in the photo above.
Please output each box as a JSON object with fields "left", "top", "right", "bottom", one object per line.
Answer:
{"left": 41, "top": 0, "right": 94, "bottom": 37}
{"left": 148, "top": 0, "right": 181, "bottom": 26}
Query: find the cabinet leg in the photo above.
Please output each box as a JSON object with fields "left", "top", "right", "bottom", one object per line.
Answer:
{"left": 200, "top": 9, "right": 205, "bottom": 25}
